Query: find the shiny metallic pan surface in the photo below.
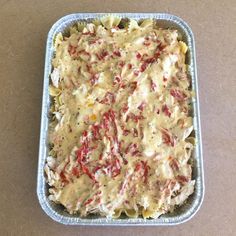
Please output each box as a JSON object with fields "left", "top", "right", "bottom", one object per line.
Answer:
{"left": 37, "top": 13, "right": 204, "bottom": 225}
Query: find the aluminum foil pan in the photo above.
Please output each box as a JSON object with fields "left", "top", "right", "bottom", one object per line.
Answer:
{"left": 37, "top": 13, "right": 204, "bottom": 225}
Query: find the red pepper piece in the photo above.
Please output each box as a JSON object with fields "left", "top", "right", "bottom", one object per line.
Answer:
{"left": 150, "top": 80, "right": 157, "bottom": 92}
{"left": 68, "top": 44, "right": 77, "bottom": 56}
{"left": 140, "top": 62, "right": 147, "bottom": 72}
{"left": 170, "top": 89, "right": 187, "bottom": 101}
{"left": 176, "top": 175, "right": 189, "bottom": 185}
{"left": 84, "top": 198, "right": 93, "bottom": 206}
{"left": 162, "top": 104, "right": 171, "bottom": 117}
{"left": 137, "top": 102, "right": 146, "bottom": 111}
{"left": 161, "top": 129, "right": 175, "bottom": 147}
{"left": 113, "top": 50, "right": 121, "bottom": 57}
{"left": 72, "top": 167, "right": 80, "bottom": 177}
{"left": 136, "top": 52, "right": 142, "bottom": 59}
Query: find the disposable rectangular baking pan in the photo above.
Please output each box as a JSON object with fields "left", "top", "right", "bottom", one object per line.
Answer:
{"left": 37, "top": 13, "right": 204, "bottom": 225}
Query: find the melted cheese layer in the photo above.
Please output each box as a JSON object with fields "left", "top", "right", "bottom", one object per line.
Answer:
{"left": 46, "top": 19, "right": 195, "bottom": 219}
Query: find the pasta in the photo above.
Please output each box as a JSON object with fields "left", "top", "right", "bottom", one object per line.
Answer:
{"left": 46, "top": 16, "right": 195, "bottom": 219}
{"left": 100, "top": 15, "right": 121, "bottom": 29}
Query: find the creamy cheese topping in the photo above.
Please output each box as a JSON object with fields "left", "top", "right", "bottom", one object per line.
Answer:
{"left": 46, "top": 17, "right": 195, "bottom": 219}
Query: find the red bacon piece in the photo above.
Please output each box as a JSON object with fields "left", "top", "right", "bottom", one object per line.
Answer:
{"left": 140, "top": 62, "right": 147, "bottom": 72}
{"left": 91, "top": 124, "right": 101, "bottom": 140}
{"left": 113, "top": 50, "right": 121, "bottom": 57}
{"left": 123, "top": 129, "right": 130, "bottom": 136}
{"left": 126, "top": 112, "right": 145, "bottom": 123}
{"left": 136, "top": 52, "right": 142, "bottom": 59}
{"left": 145, "top": 57, "right": 156, "bottom": 64}
{"left": 141, "top": 161, "right": 150, "bottom": 183}
{"left": 163, "top": 76, "right": 168, "bottom": 82}
{"left": 162, "top": 104, "right": 171, "bottom": 117}
{"left": 169, "top": 156, "right": 179, "bottom": 172}
{"left": 137, "top": 102, "right": 146, "bottom": 111}
{"left": 99, "top": 92, "right": 115, "bottom": 105}
{"left": 161, "top": 128, "right": 175, "bottom": 147}
{"left": 72, "top": 167, "right": 80, "bottom": 177}
{"left": 121, "top": 103, "right": 129, "bottom": 113}
{"left": 170, "top": 89, "right": 187, "bottom": 101}
{"left": 90, "top": 74, "right": 99, "bottom": 86}
{"left": 143, "top": 41, "right": 151, "bottom": 46}
{"left": 133, "top": 70, "right": 140, "bottom": 76}
{"left": 96, "top": 50, "right": 108, "bottom": 60}
{"left": 118, "top": 61, "right": 125, "bottom": 68}
{"left": 113, "top": 75, "right": 121, "bottom": 85}
{"left": 129, "top": 81, "right": 138, "bottom": 93}
{"left": 68, "top": 44, "right": 77, "bottom": 56}
{"left": 176, "top": 175, "right": 189, "bottom": 185}
{"left": 84, "top": 198, "right": 93, "bottom": 206}
{"left": 150, "top": 79, "right": 157, "bottom": 92}
{"left": 132, "top": 128, "right": 138, "bottom": 137}
{"left": 134, "top": 161, "right": 150, "bottom": 183}
{"left": 59, "top": 171, "right": 69, "bottom": 184}
{"left": 125, "top": 143, "right": 141, "bottom": 156}
{"left": 157, "top": 44, "right": 166, "bottom": 51}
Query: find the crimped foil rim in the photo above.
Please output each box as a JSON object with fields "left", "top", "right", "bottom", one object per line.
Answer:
{"left": 37, "top": 13, "right": 204, "bottom": 225}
